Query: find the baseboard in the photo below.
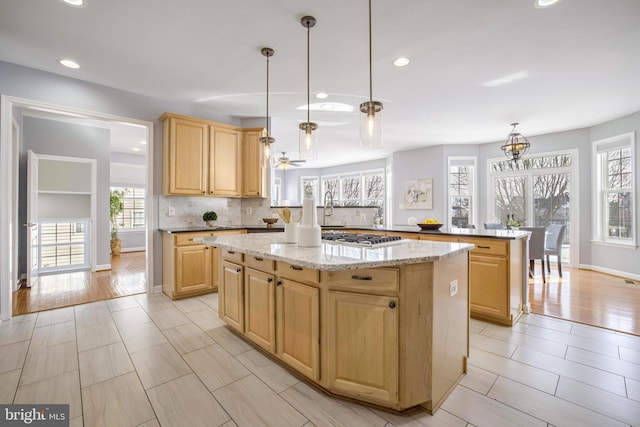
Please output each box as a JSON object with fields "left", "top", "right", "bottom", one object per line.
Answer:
{"left": 121, "top": 247, "right": 146, "bottom": 253}
{"left": 578, "top": 264, "right": 640, "bottom": 281}
{"left": 153, "top": 285, "right": 162, "bottom": 294}
{"left": 95, "top": 264, "right": 111, "bottom": 272}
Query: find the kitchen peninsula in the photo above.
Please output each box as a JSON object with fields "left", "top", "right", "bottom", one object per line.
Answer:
{"left": 195, "top": 233, "right": 473, "bottom": 413}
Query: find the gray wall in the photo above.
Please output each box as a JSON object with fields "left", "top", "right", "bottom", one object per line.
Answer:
{"left": 1, "top": 60, "right": 238, "bottom": 287}
{"left": 20, "top": 116, "right": 110, "bottom": 270}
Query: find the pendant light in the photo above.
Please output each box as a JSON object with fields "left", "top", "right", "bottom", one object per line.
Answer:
{"left": 299, "top": 15, "right": 318, "bottom": 160}
{"left": 501, "top": 122, "right": 531, "bottom": 162}
{"left": 359, "top": 0, "right": 383, "bottom": 148}
{"left": 259, "top": 47, "right": 275, "bottom": 165}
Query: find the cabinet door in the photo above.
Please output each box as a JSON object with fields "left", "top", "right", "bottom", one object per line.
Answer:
{"left": 242, "top": 129, "right": 265, "bottom": 197}
{"left": 276, "top": 279, "right": 319, "bottom": 380}
{"left": 175, "top": 245, "right": 212, "bottom": 296}
{"left": 469, "top": 254, "right": 509, "bottom": 320}
{"left": 326, "top": 291, "right": 398, "bottom": 404}
{"left": 168, "top": 117, "right": 209, "bottom": 195}
{"left": 210, "top": 126, "right": 241, "bottom": 196}
{"left": 244, "top": 268, "right": 276, "bottom": 352}
{"left": 220, "top": 261, "right": 244, "bottom": 332}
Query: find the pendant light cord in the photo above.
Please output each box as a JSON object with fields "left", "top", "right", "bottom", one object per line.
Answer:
{"left": 368, "top": 0, "right": 373, "bottom": 105}
{"left": 306, "top": 21, "right": 310, "bottom": 125}
{"left": 266, "top": 54, "right": 270, "bottom": 137}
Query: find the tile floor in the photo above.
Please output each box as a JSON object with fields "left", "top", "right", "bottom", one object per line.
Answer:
{"left": 1, "top": 292, "right": 639, "bottom": 427}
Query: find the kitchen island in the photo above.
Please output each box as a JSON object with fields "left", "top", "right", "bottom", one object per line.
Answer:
{"left": 195, "top": 233, "right": 473, "bottom": 413}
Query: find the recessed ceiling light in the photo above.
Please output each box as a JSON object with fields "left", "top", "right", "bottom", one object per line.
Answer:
{"left": 316, "top": 92, "right": 328, "bottom": 99}
{"left": 393, "top": 57, "right": 411, "bottom": 67}
{"left": 483, "top": 71, "right": 529, "bottom": 87}
{"left": 58, "top": 58, "right": 80, "bottom": 69}
{"left": 139, "top": 141, "right": 147, "bottom": 145}
{"left": 132, "top": 147, "right": 140, "bottom": 152}
{"left": 62, "top": 0, "right": 87, "bottom": 7}
{"left": 534, "top": 0, "right": 561, "bottom": 8}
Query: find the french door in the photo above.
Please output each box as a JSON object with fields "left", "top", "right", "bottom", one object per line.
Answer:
{"left": 490, "top": 151, "right": 576, "bottom": 265}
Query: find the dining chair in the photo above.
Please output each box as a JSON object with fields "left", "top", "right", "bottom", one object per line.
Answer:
{"left": 520, "top": 226, "right": 546, "bottom": 284}
{"left": 483, "top": 222, "right": 505, "bottom": 230}
{"left": 463, "top": 224, "right": 476, "bottom": 229}
{"left": 545, "top": 224, "right": 566, "bottom": 278}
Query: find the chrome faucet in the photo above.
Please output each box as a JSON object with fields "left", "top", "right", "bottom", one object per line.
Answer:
{"left": 323, "top": 190, "right": 335, "bottom": 226}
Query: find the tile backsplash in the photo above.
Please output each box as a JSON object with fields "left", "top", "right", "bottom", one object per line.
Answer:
{"left": 159, "top": 196, "right": 380, "bottom": 229}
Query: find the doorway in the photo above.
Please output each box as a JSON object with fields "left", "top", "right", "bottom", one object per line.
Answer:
{"left": 0, "top": 95, "right": 154, "bottom": 320}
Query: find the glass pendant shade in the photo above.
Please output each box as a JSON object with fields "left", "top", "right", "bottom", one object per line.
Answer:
{"left": 259, "top": 47, "right": 275, "bottom": 166}
{"left": 501, "top": 122, "right": 531, "bottom": 162}
{"left": 359, "top": 101, "right": 383, "bottom": 147}
{"left": 298, "top": 122, "right": 318, "bottom": 160}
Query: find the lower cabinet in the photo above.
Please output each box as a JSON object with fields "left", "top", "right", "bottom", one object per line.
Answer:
{"left": 469, "top": 253, "right": 509, "bottom": 321}
{"left": 175, "top": 244, "right": 213, "bottom": 296}
{"left": 276, "top": 278, "right": 319, "bottom": 380}
{"left": 325, "top": 291, "right": 399, "bottom": 404}
{"left": 220, "top": 260, "right": 244, "bottom": 332}
{"left": 244, "top": 268, "right": 276, "bottom": 352}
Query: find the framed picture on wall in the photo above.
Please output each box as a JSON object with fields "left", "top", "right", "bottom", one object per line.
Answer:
{"left": 400, "top": 178, "right": 433, "bottom": 209}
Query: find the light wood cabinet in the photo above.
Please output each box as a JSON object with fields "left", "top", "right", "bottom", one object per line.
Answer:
{"left": 220, "top": 260, "right": 244, "bottom": 333}
{"left": 469, "top": 253, "right": 509, "bottom": 320}
{"left": 242, "top": 129, "right": 266, "bottom": 197}
{"left": 276, "top": 278, "right": 319, "bottom": 380}
{"left": 162, "top": 230, "right": 245, "bottom": 300}
{"left": 163, "top": 116, "right": 209, "bottom": 195}
{"left": 161, "top": 112, "right": 266, "bottom": 198}
{"left": 325, "top": 291, "right": 398, "bottom": 404}
{"left": 244, "top": 268, "right": 276, "bottom": 352}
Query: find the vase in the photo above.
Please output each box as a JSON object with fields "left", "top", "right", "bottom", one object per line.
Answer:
{"left": 206, "top": 220, "right": 216, "bottom": 228}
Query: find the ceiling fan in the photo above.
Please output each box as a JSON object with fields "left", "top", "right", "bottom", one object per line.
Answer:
{"left": 273, "top": 152, "right": 306, "bottom": 170}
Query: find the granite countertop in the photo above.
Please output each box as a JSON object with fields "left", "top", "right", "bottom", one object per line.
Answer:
{"left": 161, "top": 224, "right": 529, "bottom": 240}
{"left": 194, "top": 233, "right": 473, "bottom": 271}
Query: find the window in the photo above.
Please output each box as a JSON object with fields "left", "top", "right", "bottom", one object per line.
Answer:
{"left": 321, "top": 176, "right": 339, "bottom": 204}
{"left": 447, "top": 158, "right": 476, "bottom": 228}
{"left": 341, "top": 174, "right": 361, "bottom": 206}
{"left": 321, "top": 170, "right": 384, "bottom": 210}
{"left": 39, "top": 220, "right": 89, "bottom": 272}
{"left": 594, "top": 132, "right": 636, "bottom": 246}
{"left": 111, "top": 186, "right": 145, "bottom": 229}
{"left": 300, "top": 176, "right": 320, "bottom": 205}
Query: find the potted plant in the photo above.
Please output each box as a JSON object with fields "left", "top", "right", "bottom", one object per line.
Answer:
{"left": 110, "top": 189, "right": 126, "bottom": 256}
{"left": 203, "top": 210, "right": 218, "bottom": 227}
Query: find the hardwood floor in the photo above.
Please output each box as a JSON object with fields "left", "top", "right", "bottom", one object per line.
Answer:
{"left": 12, "top": 252, "right": 146, "bottom": 316}
{"left": 528, "top": 263, "right": 640, "bottom": 336}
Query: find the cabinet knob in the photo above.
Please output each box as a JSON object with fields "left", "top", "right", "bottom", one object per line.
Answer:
{"left": 388, "top": 301, "right": 396, "bottom": 309}
{"left": 236, "top": 268, "right": 241, "bottom": 273}
{"left": 202, "top": 191, "right": 205, "bottom": 194}
{"left": 205, "top": 246, "right": 209, "bottom": 249}
{"left": 276, "top": 280, "right": 282, "bottom": 286}
{"left": 267, "top": 277, "right": 273, "bottom": 283}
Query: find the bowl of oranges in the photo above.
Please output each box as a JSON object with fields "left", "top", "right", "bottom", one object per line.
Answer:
{"left": 417, "top": 218, "right": 443, "bottom": 231}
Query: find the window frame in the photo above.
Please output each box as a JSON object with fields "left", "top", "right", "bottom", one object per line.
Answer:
{"left": 592, "top": 132, "right": 637, "bottom": 247}
{"left": 110, "top": 186, "right": 146, "bottom": 232}
{"left": 300, "top": 175, "right": 320, "bottom": 206}
{"left": 447, "top": 157, "right": 476, "bottom": 229}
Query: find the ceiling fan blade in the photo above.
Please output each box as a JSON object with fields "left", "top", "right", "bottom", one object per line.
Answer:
{"left": 290, "top": 159, "right": 306, "bottom": 163}
{"left": 290, "top": 162, "right": 302, "bottom": 167}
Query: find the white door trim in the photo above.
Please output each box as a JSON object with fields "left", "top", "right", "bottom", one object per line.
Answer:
{"left": 0, "top": 95, "right": 155, "bottom": 320}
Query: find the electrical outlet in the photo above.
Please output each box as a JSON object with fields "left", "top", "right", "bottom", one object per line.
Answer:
{"left": 360, "top": 213, "right": 367, "bottom": 222}
{"left": 450, "top": 279, "right": 458, "bottom": 297}
{"left": 246, "top": 207, "right": 252, "bottom": 215}
{"left": 187, "top": 200, "right": 193, "bottom": 206}
{"left": 222, "top": 207, "right": 229, "bottom": 215}
{"left": 168, "top": 207, "right": 175, "bottom": 216}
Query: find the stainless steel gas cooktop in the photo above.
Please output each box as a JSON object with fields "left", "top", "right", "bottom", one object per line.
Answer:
{"left": 321, "top": 232, "right": 403, "bottom": 247}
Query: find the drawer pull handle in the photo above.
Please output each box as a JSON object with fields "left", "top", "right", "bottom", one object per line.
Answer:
{"left": 228, "top": 250, "right": 236, "bottom": 254}
{"left": 388, "top": 301, "right": 396, "bottom": 309}
{"left": 254, "top": 257, "right": 264, "bottom": 261}
{"left": 477, "top": 245, "right": 491, "bottom": 249}
{"left": 267, "top": 277, "right": 273, "bottom": 283}
{"left": 276, "top": 280, "right": 282, "bottom": 286}
{"left": 188, "top": 238, "right": 194, "bottom": 241}
{"left": 290, "top": 265, "right": 303, "bottom": 271}
{"left": 351, "top": 275, "right": 372, "bottom": 281}
{"left": 236, "top": 268, "right": 241, "bottom": 273}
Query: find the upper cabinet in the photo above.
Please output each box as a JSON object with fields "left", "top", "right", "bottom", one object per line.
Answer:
{"left": 161, "top": 113, "right": 266, "bottom": 198}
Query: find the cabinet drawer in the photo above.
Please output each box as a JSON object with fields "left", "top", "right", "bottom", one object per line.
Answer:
{"left": 326, "top": 268, "right": 399, "bottom": 293}
{"left": 175, "top": 232, "right": 213, "bottom": 246}
{"left": 463, "top": 238, "right": 508, "bottom": 256}
{"left": 221, "top": 248, "right": 244, "bottom": 263}
{"left": 277, "top": 262, "right": 319, "bottom": 284}
{"left": 246, "top": 254, "right": 276, "bottom": 272}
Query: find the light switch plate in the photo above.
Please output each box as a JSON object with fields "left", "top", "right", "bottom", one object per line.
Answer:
{"left": 168, "top": 207, "right": 175, "bottom": 216}
{"left": 246, "top": 207, "right": 252, "bottom": 215}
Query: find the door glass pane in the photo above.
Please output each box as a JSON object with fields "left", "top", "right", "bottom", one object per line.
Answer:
{"left": 533, "top": 172, "right": 571, "bottom": 263}
{"left": 494, "top": 176, "right": 526, "bottom": 224}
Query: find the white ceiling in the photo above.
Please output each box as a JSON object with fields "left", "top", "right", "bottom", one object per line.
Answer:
{"left": 1, "top": 0, "right": 639, "bottom": 167}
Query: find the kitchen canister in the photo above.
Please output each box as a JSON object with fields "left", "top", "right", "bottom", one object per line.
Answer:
{"left": 297, "top": 197, "right": 321, "bottom": 247}
{"left": 284, "top": 221, "right": 299, "bottom": 243}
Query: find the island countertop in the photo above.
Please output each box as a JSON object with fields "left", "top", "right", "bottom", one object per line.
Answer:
{"left": 195, "top": 233, "right": 473, "bottom": 271}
